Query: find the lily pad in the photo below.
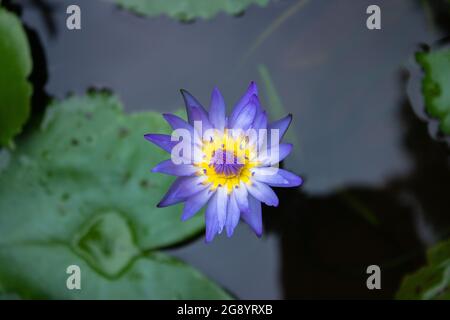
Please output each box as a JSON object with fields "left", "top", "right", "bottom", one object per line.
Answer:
{"left": 416, "top": 47, "right": 450, "bottom": 135}
{"left": 396, "top": 238, "right": 450, "bottom": 299}
{"left": 0, "top": 245, "right": 230, "bottom": 299}
{"left": 0, "top": 7, "right": 33, "bottom": 147}
{"left": 113, "top": 0, "right": 270, "bottom": 22}
{"left": 0, "top": 92, "right": 230, "bottom": 299}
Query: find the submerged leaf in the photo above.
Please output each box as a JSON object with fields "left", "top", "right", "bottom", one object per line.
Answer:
{"left": 0, "top": 7, "right": 33, "bottom": 146}
{"left": 396, "top": 238, "right": 450, "bottom": 299}
{"left": 0, "top": 93, "right": 230, "bottom": 299}
{"left": 113, "top": 0, "right": 270, "bottom": 21}
{"left": 258, "top": 64, "right": 301, "bottom": 152}
{"left": 416, "top": 47, "right": 450, "bottom": 135}
{"left": 243, "top": 0, "right": 309, "bottom": 63}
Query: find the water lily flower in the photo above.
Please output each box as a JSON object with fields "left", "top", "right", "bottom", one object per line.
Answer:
{"left": 144, "top": 82, "right": 302, "bottom": 242}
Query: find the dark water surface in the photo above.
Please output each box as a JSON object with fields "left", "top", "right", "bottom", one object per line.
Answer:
{"left": 12, "top": 0, "right": 450, "bottom": 298}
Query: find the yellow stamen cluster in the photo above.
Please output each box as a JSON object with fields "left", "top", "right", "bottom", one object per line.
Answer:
{"left": 194, "top": 130, "right": 259, "bottom": 193}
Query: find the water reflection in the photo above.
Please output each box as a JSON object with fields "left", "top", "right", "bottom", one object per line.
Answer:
{"left": 265, "top": 96, "right": 450, "bottom": 298}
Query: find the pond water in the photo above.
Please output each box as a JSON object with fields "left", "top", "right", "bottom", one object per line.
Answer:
{"left": 13, "top": 0, "right": 450, "bottom": 298}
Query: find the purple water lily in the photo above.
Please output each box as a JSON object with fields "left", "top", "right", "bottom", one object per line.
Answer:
{"left": 144, "top": 82, "right": 302, "bottom": 242}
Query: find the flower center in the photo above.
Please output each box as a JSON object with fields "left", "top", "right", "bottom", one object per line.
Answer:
{"left": 210, "top": 149, "right": 244, "bottom": 177}
{"left": 195, "top": 132, "right": 257, "bottom": 192}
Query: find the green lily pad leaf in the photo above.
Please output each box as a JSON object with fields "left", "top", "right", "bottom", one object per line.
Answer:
{"left": 113, "top": 0, "right": 270, "bottom": 22}
{"left": 0, "top": 245, "right": 230, "bottom": 299}
{"left": 416, "top": 47, "right": 450, "bottom": 135}
{"left": 0, "top": 7, "right": 33, "bottom": 147}
{"left": 0, "top": 92, "right": 230, "bottom": 299}
{"left": 396, "top": 238, "right": 450, "bottom": 299}
{"left": 0, "top": 92, "right": 203, "bottom": 250}
{"left": 72, "top": 211, "right": 140, "bottom": 278}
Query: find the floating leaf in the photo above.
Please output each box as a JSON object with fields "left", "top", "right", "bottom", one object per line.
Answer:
{"left": 0, "top": 244, "right": 230, "bottom": 299}
{"left": 0, "top": 7, "right": 33, "bottom": 147}
{"left": 113, "top": 0, "right": 270, "bottom": 22}
{"left": 416, "top": 47, "right": 450, "bottom": 135}
{"left": 396, "top": 238, "right": 450, "bottom": 299}
{"left": 0, "top": 93, "right": 230, "bottom": 299}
